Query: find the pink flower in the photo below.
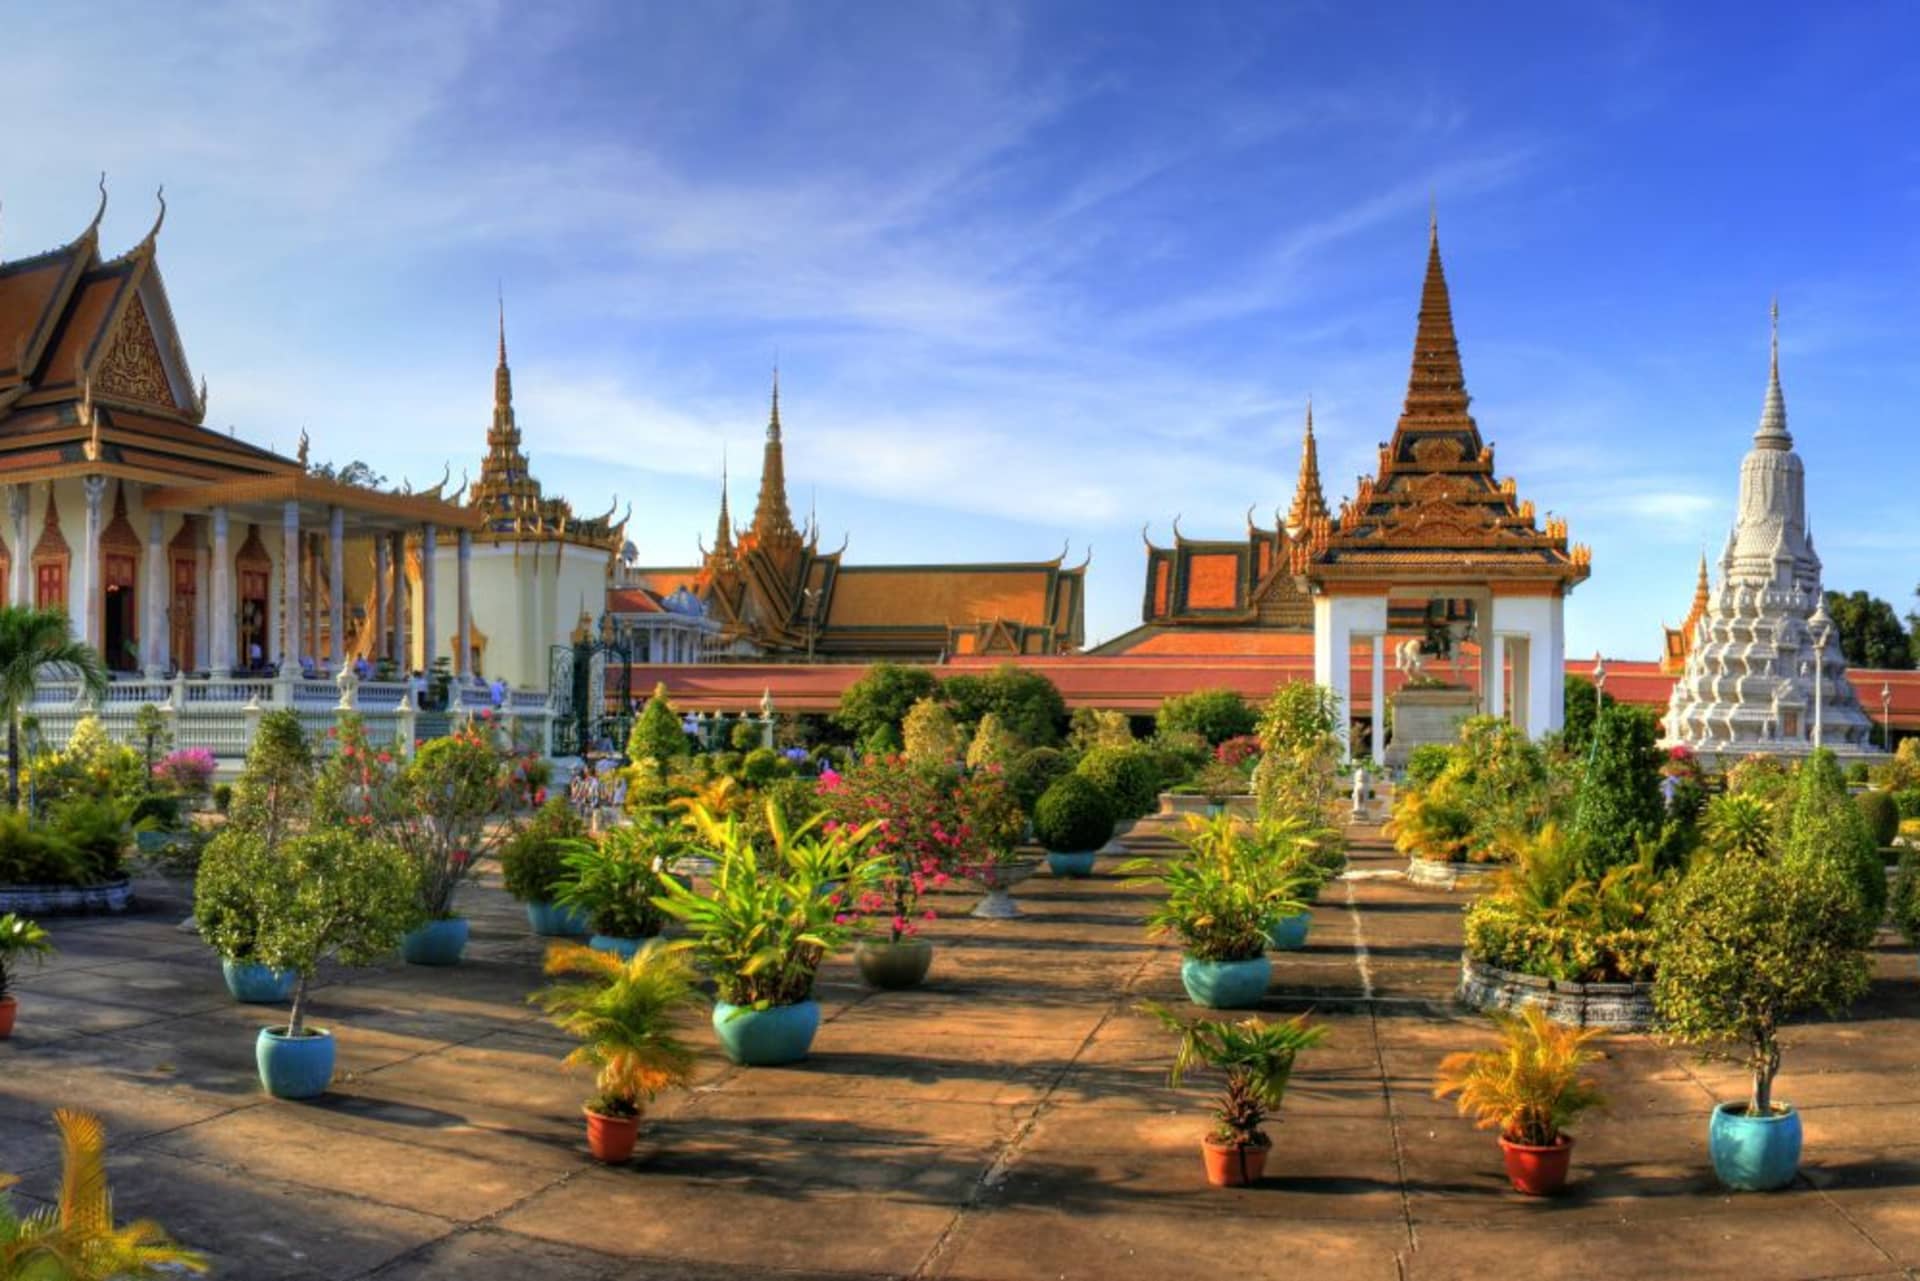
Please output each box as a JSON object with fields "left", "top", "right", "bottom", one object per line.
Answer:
{"left": 922, "top": 908, "right": 937, "bottom": 921}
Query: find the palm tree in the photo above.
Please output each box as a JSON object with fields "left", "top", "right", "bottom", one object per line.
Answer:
{"left": 531, "top": 940, "right": 702, "bottom": 1117}
{"left": 0, "top": 607, "right": 107, "bottom": 810}
{"left": 0, "top": 1108, "right": 206, "bottom": 1278}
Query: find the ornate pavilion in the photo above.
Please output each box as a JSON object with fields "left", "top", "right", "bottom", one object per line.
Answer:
{"left": 622, "top": 377, "right": 1086, "bottom": 663}
{"left": 0, "top": 188, "right": 551, "bottom": 760}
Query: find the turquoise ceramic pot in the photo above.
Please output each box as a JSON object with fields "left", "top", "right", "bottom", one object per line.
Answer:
{"left": 221, "top": 958, "right": 297, "bottom": 1003}
{"left": 400, "top": 917, "right": 470, "bottom": 966}
{"left": 589, "top": 934, "right": 651, "bottom": 961}
{"left": 255, "top": 1026, "right": 335, "bottom": 1099}
{"left": 1266, "top": 911, "right": 1312, "bottom": 951}
{"left": 1047, "top": 850, "right": 1097, "bottom": 878}
{"left": 1709, "top": 1101, "right": 1802, "bottom": 1191}
{"left": 713, "top": 998, "right": 821, "bottom": 1066}
{"left": 525, "top": 901, "right": 591, "bottom": 937}
{"left": 1180, "top": 955, "right": 1271, "bottom": 1009}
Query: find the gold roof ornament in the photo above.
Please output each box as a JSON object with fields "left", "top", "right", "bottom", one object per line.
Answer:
{"left": 296, "top": 427, "right": 310, "bottom": 469}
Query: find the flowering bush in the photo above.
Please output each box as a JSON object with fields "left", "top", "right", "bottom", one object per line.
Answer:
{"left": 153, "top": 747, "right": 216, "bottom": 796}
{"left": 1215, "top": 735, "right": 1262, "bottom": 768}
{"left": 820, "top": 756, "right": 966, "bottom": 941}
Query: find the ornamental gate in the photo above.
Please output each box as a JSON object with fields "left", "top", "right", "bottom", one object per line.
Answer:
{"left": 548, "top": 637, "right": 633, "bottom": 758}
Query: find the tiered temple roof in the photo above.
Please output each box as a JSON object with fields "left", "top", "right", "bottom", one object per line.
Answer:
{"left": 1660, "top": 554, "right": 1711, "bottom": 675}
{"left": 1294, "top": 218, "right": 1590, "bottom": 591}
{"left": 468, "top": 302, "right": 626, "bottom": 552}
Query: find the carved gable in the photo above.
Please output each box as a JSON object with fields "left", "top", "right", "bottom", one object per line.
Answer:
{"left": 95, "top": 298, "right": 177, "bottom": 410}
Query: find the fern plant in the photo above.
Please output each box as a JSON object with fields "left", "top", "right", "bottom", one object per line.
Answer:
{"left": 0, "top": 1109, "right": 206, "bottom": 1278}
{"left": 1433, "top": 1007, "right": 1607, "bottom": 1147}
{"left": 530, "top": 940, "right": 703, "bottom": 1118}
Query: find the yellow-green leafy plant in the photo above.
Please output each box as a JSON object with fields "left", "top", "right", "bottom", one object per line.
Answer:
{"left": 1433, "top": 1007, "right": 1607, "bottom": 1147}
{"left": 1140, "top": 1002, "right": 1326, "bottom": 1150}
{"left": 531, "top": 940, "right": 703, "bottom": 1119}
{"left": 0, "top": 1108, "right": 206, "bottom": 1278}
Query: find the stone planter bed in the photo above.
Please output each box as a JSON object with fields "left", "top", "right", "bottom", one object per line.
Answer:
{"left": 1156, "top": 792, "right": 1254, "bottom": 817}
{"left": 1404, "top": 856, "right": 1497, "bottom": 892}
{"left": 0, "top": 876, "right": 135, "bottom": 915}
{"left": 1456, "top": 953, "right": 1654, "bottom": 1030}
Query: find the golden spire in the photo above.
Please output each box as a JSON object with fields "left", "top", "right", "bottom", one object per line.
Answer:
{"left": 713, "top": 449, "right": 735, "bottom": 562}
{"left": 751, "top": 365, "right": 798, "bottom": 544}
{"left": 1397, "top": 211, "right": 1473, "bottom": 430}
{"left": 1285, "top": 397, "right": 1331, "bottom": 536}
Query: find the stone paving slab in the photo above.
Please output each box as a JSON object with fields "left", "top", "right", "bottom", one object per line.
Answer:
{"left": 7, "top": 822, "right": 1920, "bottom": 1279}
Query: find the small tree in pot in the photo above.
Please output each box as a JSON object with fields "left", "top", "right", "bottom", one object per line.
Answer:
{"left": 0, "top": 912, "right": 53, "bottom": 1038}
{"left": 1140, "top": 1002, "right": 1326, "bottom": 1186}
{"left": 531, "top": 939, "right": 703, "bottom": 1163}
{"left": 246, "top": 829, "right": 422, "bottom": 1098}
{"left": 1033, "top": 773, "right": 1114, "bottom": 878}
{"left": 502, "top": 798, "right": 591, "bottom": 936}
{"left": 1434, "top": 1006, "right": 1607, "bottom": 1195}
{"left": 1652, "top": 849, "right": 1870, "bottom": 1190}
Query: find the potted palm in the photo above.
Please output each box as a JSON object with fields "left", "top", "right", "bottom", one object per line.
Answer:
{"left": 658, "top": 803, "right": 885, "bottom": 1065}
{"left": 554, "top": 821, "right": 687, "bottom": 960}
{"left": 244, "top": 829, "right": 422, "bottom": 1099}
{"left": 1653, "top": 849, "right": 1872, "bottom": 1190}
{"left": 194, "top": 829, "right": 297, "bottom": 1003}
{"left": 531, "top": 939, "right": 703, "bottom": 1163}
{"left": 1034, "top": 773, "right": 1114, "bottom": 879}
{"left": 1125, "top": 818, "right": 1273, "bottom": 1009}
{"left": 0, "top": 604, "right": 108, "bottom": 811}
{"left": 0, "top": 1108, "right": 206, "bottom": 1274}
{"left": 1141, "top": 1002, "right": 1326, "bottom": 1186}
{"left": 0, "top": 912, "right": 54, "bottom": 1038}
{"left": 502, "top": 798, "right": 591, "bottom": 936}
{"left": 1434, "top": 1006, "right": 1607, "bottom": 1195}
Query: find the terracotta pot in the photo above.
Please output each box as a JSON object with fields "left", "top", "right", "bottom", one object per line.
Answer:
{"left": 0, "top": 995, "right": 16, "bottom": 1039}
{"left": 1201, "top": 1136, "right": 1269, "bottom": 1187}
{"left": 1499, "top": 1134, "right": 1573, "bottom": 1196}
{"left": 585, "top": 1107, "right": 641, "bottom": 1163}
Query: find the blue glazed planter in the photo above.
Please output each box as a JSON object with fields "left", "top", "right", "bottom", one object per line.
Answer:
{"left": 1180, "top": 954, "right": 1272, "bottom": 1009}
{"left": 400, "top": 917, "right": 470, "bottom": 966}
{"left": 589, "top": 933, "right": 653, "bottom": 961}
{"left": 1267, "top": 911, "right": 1312, "bottom": 951}
{"left": 525, "top": 901, "right": 591, "bottom": 937}
{"left": 221, "top": 958, "right": 297, "bottom": 1004}
{"left": 1709, "top": 1100, "right": 1802, "bottom": 1191}
{"left": 713, "top": 998, "right": 821, "bottom": 1066}
{"left": 1047, "top": 850, "right": 1097, "bottom": 878}
{"left": 256, "top": 1026, "right": 335, "bottom": 1099}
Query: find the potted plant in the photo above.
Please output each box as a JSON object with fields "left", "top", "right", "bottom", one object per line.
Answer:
{"left": 1140, "top": 1001, "right": 1326, "bottom": 1186}
{"left": 958, "top": 766, "right": 1039, "bottom": 918}
{"left": 502, "top": 797, "right": 591, "bottom": 936}
{"left": 1248, "top": 814, "right": 1331, "bottom": 952}
{"left": 1126, "top": 818, "right": 1274, "bottom": 1009}
{"left": 530, "top": 939, "right": 703, "bottom": 1163}
{"left": 194, "top": 829, "right": 297, "bottom": 1003}
{"left": 0, "top": 911, "right": 54, "bottom": 1038}
{"left": 1033, "top": 773, "right": 1114, "bottom": 879}
{"left": 659, "top": 803, "right": 885, "bottom": 1065}
{"left": 555, "top": 820, "right": 687, "bottom": 959}
{"left": 1433, "top": 1006, "right": 1607, "bottom": 1195}
{"left": 1653, "top": 849, "right": 1872, "bottom": 1190}
{"left": 391, "top": 729, "right": 516, "bottom": 965}
{"left": 244, "top": 829, "right": 422, "bottom": 1099}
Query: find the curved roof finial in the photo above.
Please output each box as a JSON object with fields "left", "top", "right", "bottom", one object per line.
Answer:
{"left": 85, "top": 172, "right": 108, "bottom": 239}
{"left": 1072, "top": 544, "right": 1092, "bottom": 571}
{"left": 137, "top": 184, "right": 166, "bottom": 251}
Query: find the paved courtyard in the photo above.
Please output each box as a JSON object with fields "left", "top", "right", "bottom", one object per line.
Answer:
{"left": 6, "top": 820, "right": 1920, "bottom": 1280}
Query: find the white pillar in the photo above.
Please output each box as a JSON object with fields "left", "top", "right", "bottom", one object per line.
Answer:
{"left": 143, "top": 510, "right": 166, "bottom": 678}
{"left": 210, "top": 506, "right": 232, "bottom": 676}
{"left": 374, "top": 535, "right": 390, "bottom": 662}
{"left": 1370, "top": 631, "right": 1387, "bottom": 767}
{"left": 1545, "top": 594, "right": 1567, "bottom": 735}
{"left": 1313, "top": 594, "right": 1386, "bottom": 760}
{"left": 7, "top": 486, "right": 28, "bottom": 607}
{"left": 79, "top": 476, "right": 106, "bottom": 648}
{"left": 328, "top": 507, "right": 345, "bottom": 669}
{"left": 456, "top": 528, "right": 472, "bottom": 678}
{"left": 281, "top": 501, "right": 302, "bottom": 671}
{"left": 421, "top": 524, "right": 438, "bottom": 675}
{"left": 1488, "top": 633, "right": 1506, "bottom": 719}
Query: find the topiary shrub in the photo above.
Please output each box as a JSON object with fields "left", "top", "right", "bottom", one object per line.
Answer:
{"left": 500, "top": 798, "right": 588, "bottom": 903}
{"left": 1570, "top": 705, "right": 1664, "bottom": 878}
{"left": 729, "top": 720, "right": 764, "bottom": 753}
{"left": 740, "top": 746, "right": 786, "bottom": 787}
{"left": 1155, "top": 687, "right": 1257, "bottom": 746}
{"left": 1007, "top": 746, "right": 1070, "bottom": 815}
{"left": 1033, "top": 774, "right": 1116, "bottom": 853}
{"left": 1403, "top": 744, "right": 1455, "bottom": 792}
{"left": 902, "top": 697, "right": 964, "bottom": 766}
{"left": 1857, "top": 789, "right": 1900, "bottom": 848}
{"left": 212, "top": 782, "right": 233, "bottom": 814}
{"left": 1782, "top": 748, "right": 1885, "bottom": 931}
{"left": 1076, "top": 744, "right": 1160, "bottom": 819}
{"left": 627, "top": 683, "right": 690, "bottom": 768}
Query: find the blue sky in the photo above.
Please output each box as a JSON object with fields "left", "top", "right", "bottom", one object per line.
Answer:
{"left": 5, "top": 2, "right": 1917, "bottom": 658}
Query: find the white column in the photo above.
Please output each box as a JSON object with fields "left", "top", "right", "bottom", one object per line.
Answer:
{"left": 1487, "top": 634, "right": 1506, "bottom": 719}
{"left": 328, "top": 507, "right": 345, "bottom": 669}
{"left": 143, "top": 510, "right": 166, "bottom": 678}
{"left": 7, "top": 486, "right": 28, "bottom": 607}
{"left": 1370, "top": 632, "right": 1387, "bottom": 767}
{"left": 281, "top": 501, "right": 302, "bottom": 671}
{"left": 421, "top": 524, "right": 438, "bottom": 675}
{"left": 1313, "top": 594, "right": 1387, "bottom": 760}
{"left": 209, "top": 507, "right": 233, "bottom": 675}
{"left": 1545, "top": 595, "right": 1567, "bottom": 735}
{"left": 456, "top": 528, "right": 472, "bottom": 678}
{"left": 374, "top": 535, "right": 390, "bottom": 662}
{"left": 79, "top": 477, "right": 106, "bottom": 648}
